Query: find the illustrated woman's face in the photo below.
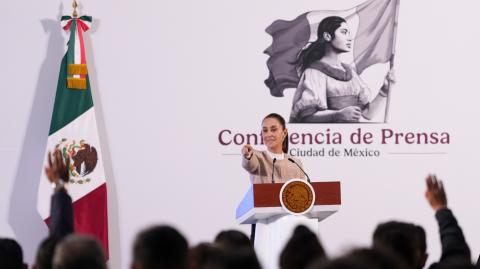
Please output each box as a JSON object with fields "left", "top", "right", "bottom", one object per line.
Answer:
{"left": 262, "top": 117, "right": 287, "bottom": 153}
{"left": 331, "top": 22, "right": 352, "bottom": 52}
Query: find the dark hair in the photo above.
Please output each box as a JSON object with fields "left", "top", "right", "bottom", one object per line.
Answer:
{"left": 431, "top": 259, "right": 477, "bottom": 269}
{"left": 53, "top": 234, "right": 106, "bottom": 269}
{"left": 310, "top": 247, "right": 406, "bottom": 269}
{"left": 413, "top": 225, "right": 426, "bottom": 254}
{"left": 280, "top": 225, "right": 326, "bottom": 269}
{"left": 188, "top": 243, "right": 261, "bottom": 269}
{"left": 297, "top": 16, "right": 346, "bottom": 72}
{"left": 133, "top": 225, "right": 189, "bottom": 269}
{"left": 263, "top": 113, "right": 289, "bottom": 153}
{"left": 214, "top": 230, "right": 252, "bottom": 250}
{"left": 0, "top": 238, "right": 24, "bottom": 269}
{"left": 35, "top": 237, "right": 60, "bottom": 269}
{"left": 222, "top": 247, "right": 262, "bottom": 269}
{"left": 187, "top": 243, "right": 224, "bottom": 269}
{"left": 373, "top": 221, "right": 427, "bottom": 269}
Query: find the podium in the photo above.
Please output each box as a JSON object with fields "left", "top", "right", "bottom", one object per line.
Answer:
{"left": 236, "top": 181, "right": 341, "bottom": 269}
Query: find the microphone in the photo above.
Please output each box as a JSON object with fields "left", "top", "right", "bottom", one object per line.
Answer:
{"left": 288, "top": 158, "right": 310, "bottom": 182}
{"left": 271, "top": 158, "right": 277, "bottom": 184}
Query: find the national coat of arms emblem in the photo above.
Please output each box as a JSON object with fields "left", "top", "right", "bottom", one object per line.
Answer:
{"left": 280, "top": 179, "right": 315, "bottom": 215}
{"left": 56, "top": 138, "right": 98, "bottom": 184}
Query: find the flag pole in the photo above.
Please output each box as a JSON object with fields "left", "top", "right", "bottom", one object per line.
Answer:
{"left": 384, "top": 0, "right": 400, "bottom": 123}
{"left": 72, "top": 0, "right": 78, "bottom": 18}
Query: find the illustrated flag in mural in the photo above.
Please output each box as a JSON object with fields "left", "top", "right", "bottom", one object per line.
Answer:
{"left": 37, "top": 15, "right": 109, "bottom": 257}
{"left": 264, "top": 0, "right": 399, "bottom": 97}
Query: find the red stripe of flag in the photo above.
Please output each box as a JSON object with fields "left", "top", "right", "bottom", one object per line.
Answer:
{"left": 44, "top": 183, "right": 109, "bottom": 258}
{"left": 73, "top": 183, "right": 109, "bottom": 258}
{"left": 76, "top": 19, "right": 87, "bottom": 79}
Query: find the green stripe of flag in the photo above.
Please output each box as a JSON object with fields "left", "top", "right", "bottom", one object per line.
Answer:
{"left": 49, "top": 40, "right": 93, "bottom": 134}
{"left": 66, "top": 19, "right": 76, "bottom": 71}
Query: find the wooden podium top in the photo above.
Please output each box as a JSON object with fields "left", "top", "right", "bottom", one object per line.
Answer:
{"left": 236, "top": 181, "right": 341, "bottom": 224}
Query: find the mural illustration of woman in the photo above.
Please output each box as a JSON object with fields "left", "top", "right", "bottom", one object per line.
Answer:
{"left": 289, "top": 16, "right": 395, "bottom": 123}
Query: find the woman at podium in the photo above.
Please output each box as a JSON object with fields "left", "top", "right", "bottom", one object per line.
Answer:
{"left": 241, "top": 113, "right": 305, "bottom": 184}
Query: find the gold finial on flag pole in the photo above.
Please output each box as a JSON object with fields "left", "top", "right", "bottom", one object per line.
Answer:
{"left": 72, "top": 0, "right": 78, "bottom": 18}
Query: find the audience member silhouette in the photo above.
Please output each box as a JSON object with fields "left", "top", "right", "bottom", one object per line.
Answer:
{"left": 309, "top": 247, "right": 406, "bottom": 269}
{"left": 280, "top": 225, "right": 326, "bottom": 269}
{"left": 29, "top": 149, "right": 75, "bottom": 269}
{"left": 33, "top": 237, "right": 59, "bottom": 269}
{"left": 372, "top": 174, "right": 472, "bottom": 269}
{"left": 188, "top": 241, "right": 262, "bottom": 269}
{"left": 132, "top": 225, "right": 189, "bottom": 269}
{"left": 214, "top": 230, "right": 252, "bottom": 250}
{"left": 52, "top": 234, "right": 106, "bottom": 269}
{"left": 188, "top": 243, "right": 224, "bottom": 269}
{"left": 373, "top": 221, "right": 427, "bottom": 269}
{"left": 0, "top": 238, "right": 27, "bottom": 269}
{"left": 6, "top": 161, "right": 480, "bottom": 269}
{"left": 424, "top": 175, "right": 471, "bottom": 268}
{"left": 433, "top": 259, "right": 478, "bottom": 269}
{"left": 45, "top": 149, "right": 74, "bottom": 239}
{"left": 221, "top": 247, "right": 262, "bottom": 269}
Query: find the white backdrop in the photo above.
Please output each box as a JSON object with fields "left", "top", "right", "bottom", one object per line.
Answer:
{"left": 1, "top": 1, "right": 480, "bottom": 268}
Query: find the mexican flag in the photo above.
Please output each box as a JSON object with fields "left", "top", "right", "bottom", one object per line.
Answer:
{"left": 37, "top": 15, "right": 109, "bottom": 257}
{"left": 264, "top": 0, "right": 399, "bottom": 97}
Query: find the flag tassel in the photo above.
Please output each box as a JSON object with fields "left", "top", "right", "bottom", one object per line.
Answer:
{"left": 67, "top": 78, "right": 87, "bottom": 90}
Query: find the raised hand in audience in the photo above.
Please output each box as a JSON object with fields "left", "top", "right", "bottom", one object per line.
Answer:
{"left": 425, "top": 174, "right": 447, "bottom": 211}
{"left": 45, "top": 148, "right": 74, "bottom": 239}
{"left": 45, "top": 148, "right": 70, "bottom": 185}
{"left": 424, "top": 174, "right": 471, "bottom": 267}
